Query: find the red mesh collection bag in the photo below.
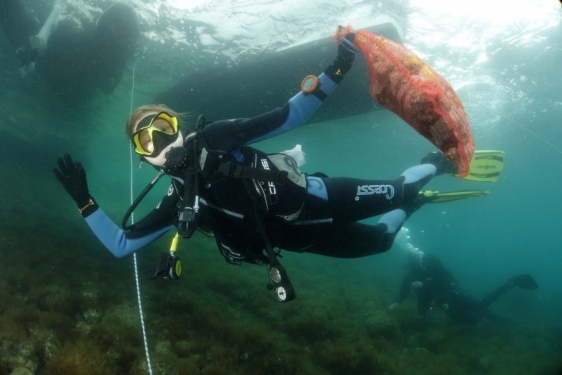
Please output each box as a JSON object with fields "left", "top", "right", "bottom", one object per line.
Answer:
{"left": 334, "top": 26, "right": 475, "bottom": 177}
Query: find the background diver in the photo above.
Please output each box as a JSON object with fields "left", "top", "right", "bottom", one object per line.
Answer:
{"left": 53, "top": 33, "right": 492, "bottom": 302}
{"left": 389, "top": 249, "right": 539, "bottom": 325}
{"left": 0, "top": 0, "right": 139, "bottom": 103}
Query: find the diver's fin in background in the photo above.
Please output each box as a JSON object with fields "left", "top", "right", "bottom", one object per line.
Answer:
{"left": 509, "top": 274, "right": 539, "bottom": 290}
{"left": 449, "top": 150, "right": 505, "bottom": 182}
{"left": 420, "top": 190, "right": 490, "bottom": 204}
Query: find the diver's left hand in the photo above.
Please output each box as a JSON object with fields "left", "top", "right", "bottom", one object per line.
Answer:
{"left": 325, "top": 32, "right": 356, "bottom": 83}
{"left": 334, "top": 33, "right": 356, "bottom": 75}
{"left": 53, "top": 153, "right": 91, "bottom": 208}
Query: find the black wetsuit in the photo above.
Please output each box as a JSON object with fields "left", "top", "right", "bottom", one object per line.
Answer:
{"left": 82, "top": 71, "right": 439, "bottom": 267}
{"left": 395, "top": 253, "right": 517, "bottom": 325}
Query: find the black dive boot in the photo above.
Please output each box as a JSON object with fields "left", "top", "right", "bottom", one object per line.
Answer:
{"left": 420, "top": 151, "right": 457, "bottom": 175}
{"left": 508, "top": 274, "right": 539, "bottom": 290}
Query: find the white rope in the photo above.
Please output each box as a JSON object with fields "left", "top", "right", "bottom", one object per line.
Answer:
{"left": 129, "top": 53, "right": 154, "bottom": 375}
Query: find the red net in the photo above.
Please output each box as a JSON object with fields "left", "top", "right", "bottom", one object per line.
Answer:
{"left": 335, "top": 27, "right": 475, "bottom": 177}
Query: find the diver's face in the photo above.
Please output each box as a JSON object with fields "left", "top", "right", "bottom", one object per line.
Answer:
{"left": 133, "top": 111, "right": 184, "bottom": 167}
{"left": 135, "top": 116, "right": 176, "bottom": 154}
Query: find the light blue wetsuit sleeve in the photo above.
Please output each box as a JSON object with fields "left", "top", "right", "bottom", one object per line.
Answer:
{"left": 85, "top": 208, "right": 174, "bottom": 258}
{"left": 244, "top": 73, "right": 338, "bottom": 145}
{"left": 201, "top": 73, "right": 340, "bottom": 161}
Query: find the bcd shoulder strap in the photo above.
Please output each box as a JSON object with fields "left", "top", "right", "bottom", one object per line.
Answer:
{"left": 194, "top": 115, "right": 299, "bottom": 303}
{"left": 194, "top": 115, "right": 290, "bottom": 186}
{"left": 201, "top": 148, "right": 289, "bottom": 186}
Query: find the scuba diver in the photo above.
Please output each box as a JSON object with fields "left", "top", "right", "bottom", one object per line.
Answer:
{"left": 0, "top": 0, "right": 138, "bottom": 102}
{"left": 389, "top": 249, "right": 539, "bottom": 325}
{"left": 54, "top": 33, "right": 474, "bottom": 302}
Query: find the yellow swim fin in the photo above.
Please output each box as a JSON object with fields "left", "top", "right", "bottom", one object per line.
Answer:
{"left": 420, "top": 190, "right": 490, "bottom": 204}
{"left": 449, "top": 150, "right": 505, "bottom": 182}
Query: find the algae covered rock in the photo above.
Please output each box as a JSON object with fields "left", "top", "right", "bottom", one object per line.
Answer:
{"left": 0, "top": 341, "right": 38, "bottom": 374}
{"left": 10, "top": 367, "right": 34, "bottom": 375}
{"left": 364, "top": 310, "right": 400, "bottom": 339}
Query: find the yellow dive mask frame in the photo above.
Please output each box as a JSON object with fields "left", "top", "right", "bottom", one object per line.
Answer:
{"left": 132, "top": 112, "right": 179, "bottom": 156}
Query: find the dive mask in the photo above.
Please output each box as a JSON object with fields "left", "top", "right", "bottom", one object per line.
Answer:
{"left": 132, "top": 112, "right": 179, "bottom": 156}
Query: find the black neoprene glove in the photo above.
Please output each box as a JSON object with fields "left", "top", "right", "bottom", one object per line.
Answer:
{"left": 325, "top": 33, "right": 356, "bottom": 84}
{"left": 53, "top": 153, "right": 97, "bottom": 216}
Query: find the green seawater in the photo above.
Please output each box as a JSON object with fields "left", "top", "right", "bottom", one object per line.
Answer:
{"left": 1, "top": 1, "right": 561, "bottom": 374}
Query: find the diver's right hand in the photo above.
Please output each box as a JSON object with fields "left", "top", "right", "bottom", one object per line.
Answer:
{"left": 53, "top": 153, "right": 92, "bottom": 210}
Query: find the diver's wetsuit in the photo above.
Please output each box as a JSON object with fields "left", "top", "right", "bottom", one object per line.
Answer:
{"left": 396, "top": 253, "right": 519, "bottom": 325}
{"left": 83, "top": 72, "right": 439, "bottom": 263}
{"left": 396, "top": 253, "right": 456, "bottom": 316}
